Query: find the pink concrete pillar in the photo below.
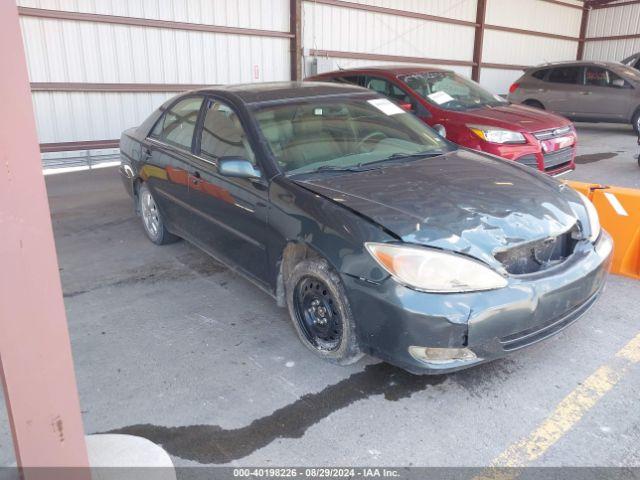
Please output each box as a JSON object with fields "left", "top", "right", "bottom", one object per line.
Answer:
{"left": 0, "top": 2, "right": 90, "bottom": 476}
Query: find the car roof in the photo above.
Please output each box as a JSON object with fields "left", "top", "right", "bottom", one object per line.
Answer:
{"left": 316, "top": 65, "right": 454, "bottom": 76}
{"left": 528, "top": 60, "right": 624, "bottom": 70}
{"left": 191, "top": 81, "right": 372, "bottom": 105}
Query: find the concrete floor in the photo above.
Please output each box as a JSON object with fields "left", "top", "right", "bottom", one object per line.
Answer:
{"left": 1, "top": 124, "right": 639, "bottom": 468}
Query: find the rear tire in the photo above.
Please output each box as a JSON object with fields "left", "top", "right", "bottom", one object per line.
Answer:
{"left": 138, "top": 183, "right": 180, "bottom": 245}
{"left": 523, "top": 99, "right": 545, "bottom": 110}
{"left": 285, "top": 258, "right": 363, "bottom": 365}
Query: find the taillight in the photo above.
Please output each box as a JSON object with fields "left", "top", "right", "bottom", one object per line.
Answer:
{"left": 509, "top": 82, "right": 520, "bottom": 94}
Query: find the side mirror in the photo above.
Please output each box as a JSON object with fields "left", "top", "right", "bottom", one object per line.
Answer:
{"left": 612, "top": 79, "right": 626, "bottom": 88}
{"left": 218, "top": 157, "right": 261, "bottom": 179}
{"left": 433, "top": 124, "right": 447, "bottom": 138}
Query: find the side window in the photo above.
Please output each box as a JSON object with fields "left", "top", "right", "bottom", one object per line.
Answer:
{"left": 548, "top": 67, "right": 581, "bottom": 84}
{"left": 365, "top": 76, "right": 411, "bottom": 104}
{"left": 388, "top": 83, "right": 412, "bottom": 104}
{"left": 366, "top": 76, "right": 389, "bottom": 96}
{"left": 532, "top": 69, "right": 548, "bottom": 80}
{"left": 153, "top": 96, "right": 203, "bottom": 150}
{"left": 339, "top": 75, "right": 365, "bottom": 86}
{"left": 584, "top": 67, "right": 609, "bottom": 87}
{"left": 199, "top": 99, "right": 256, "bottom": 165}
{"left": 585, "top": 67, "right": 629, "bottom": 88}
{"left": 606, "top": 70, "right": 629, "bottom": 88}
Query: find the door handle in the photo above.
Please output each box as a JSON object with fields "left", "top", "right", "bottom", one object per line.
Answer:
{"left": 190, "top": 171, "right": 201, "bottom": 185}
{"left": 579, "top": 91, "right": 592, "bottom": 95}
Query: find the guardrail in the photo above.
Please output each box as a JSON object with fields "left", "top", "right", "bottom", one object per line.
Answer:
{"left": 566, "top": 180, "right": 640, "bottom": 280}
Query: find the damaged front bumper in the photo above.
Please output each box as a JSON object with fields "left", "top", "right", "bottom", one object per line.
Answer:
{"left": 344, "top": 231, "right": 613, "bottom": 374}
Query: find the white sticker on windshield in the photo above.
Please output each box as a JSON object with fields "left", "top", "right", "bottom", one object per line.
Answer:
{"left": 367, "top": 98, "right": 405, "bottom": 116}
{"left": 427, "top": 91, "right": 454, "bottom": 105}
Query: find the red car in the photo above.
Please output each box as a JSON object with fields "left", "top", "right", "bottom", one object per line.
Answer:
{"left": 308, "top": 66, "right": 577, "bottom": 176}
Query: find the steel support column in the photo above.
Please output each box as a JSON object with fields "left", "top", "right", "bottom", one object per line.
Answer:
{"left": 290, "top": 0, "right": 303, "bottom": 80}
{"left": 577, "top": 6, "right": 590, "bottom": 60}
{"left": 472, "top": 0, "right": 487, "bottom": 82}
{"left": 0, "top": 2, "right": 90, "bottom": 477}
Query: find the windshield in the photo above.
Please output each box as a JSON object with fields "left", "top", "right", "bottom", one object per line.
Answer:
{"left": 253, "top": 96, "right": 451, "bottom": 175}
{"left": 400, "top": 72, "right": 507, "bottom": 111}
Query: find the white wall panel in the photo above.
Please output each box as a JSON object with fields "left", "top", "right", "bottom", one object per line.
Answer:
{"left": 584, "top": 38, "right": 640, "bottom": 62}
{"left": 486, "top": 0, "right": 582, "bottom": 37}
{"left": 482, "top": 30, "right": 578, "bottom": 66}
{"left": 32, "top": 92, "right": 175, "bottom": 143}
{"left": 584, "top": 2, "right": 640, "bottom": 63}
{"left": 339, "top": 0, "right": 478, "bottom": 22}
{"left": 302, "top": 2, "right": 476, "bottom": 63}
{"left": 20, "top": 17, "right": 290, "bottom": 84}
{"left": 479, "top": 68, "right": 523, "bottom": 95}
{"left": 587, "top": 2, "right": 640, "bottom": 38}
{"left": 17, "top": 0, "right": 290, "bottom": 32}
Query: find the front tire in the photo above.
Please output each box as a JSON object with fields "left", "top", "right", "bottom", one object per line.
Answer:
{"left": 285, "top": 258, "right": 363, "bottom": 365}
{"left": 632, "top": 108, "right": 640, "bottom": 134}
{"left": 138, "top": 183, "right": 179, "bottom": 245}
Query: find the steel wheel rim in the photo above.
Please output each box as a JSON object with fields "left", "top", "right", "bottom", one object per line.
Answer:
{"left": 141, "top": 190, "right": 160, "bottom": 237}
{"left": 293, "top": 276, "right": 343, "bottom": 351}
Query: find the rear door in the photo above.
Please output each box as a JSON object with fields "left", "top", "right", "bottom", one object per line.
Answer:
{"left": 577, "top": 66, "right": 633, "bottom": 121}
{"left": 144, "top": 95, "right": 205, "bottom": 235}
{"left": 186, "top": 97, "right": 270, "bottom": 285}
{"left": 541, "top": 66, "right": 583, "bottom": 116}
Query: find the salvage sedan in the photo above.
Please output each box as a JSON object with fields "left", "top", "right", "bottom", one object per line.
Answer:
{"left": 119, "top": 82, "right": 612, "bottom": 374}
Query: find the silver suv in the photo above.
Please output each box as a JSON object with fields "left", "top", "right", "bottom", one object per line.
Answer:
{"left": 508, "top": 61, "right": 640, "bottom": 133}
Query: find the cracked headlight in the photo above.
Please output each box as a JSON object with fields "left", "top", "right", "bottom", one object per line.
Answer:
{"left": 468, "top": 125, "right": 526, "bottom": 144}
{"left": 365, "top": 243, "right": 508, "bottom": 293}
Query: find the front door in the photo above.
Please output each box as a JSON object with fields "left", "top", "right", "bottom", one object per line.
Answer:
{"left": 186, "top": 98, "right": 270, "bottom": 285}
{"left": 576, "top": 66, "right": 632, "bottom": 121}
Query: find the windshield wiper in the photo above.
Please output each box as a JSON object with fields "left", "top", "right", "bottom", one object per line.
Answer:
{"left": 295, "top": 164, "right": 375, "bottom": 175}
{"left": 378, "top": 151, "right": 446, "bottom": 162}
{"left": 294, "top": 151, "right": 446, "bottom": 176}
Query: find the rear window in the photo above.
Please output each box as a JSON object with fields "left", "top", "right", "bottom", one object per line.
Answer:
{"left": 548, "top": 67, "right": 581, "bottom": 84}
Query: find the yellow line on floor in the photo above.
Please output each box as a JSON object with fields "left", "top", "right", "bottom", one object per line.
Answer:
{"left": 474, "top": 332, "right": 640, "bottom": 479}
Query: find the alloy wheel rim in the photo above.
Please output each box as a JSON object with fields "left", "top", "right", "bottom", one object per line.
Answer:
{"left": 141, "top": 190, "right": 160, "bottom": 238}
{"left": 293, "top": 277, "right": 343, "bottom": 351}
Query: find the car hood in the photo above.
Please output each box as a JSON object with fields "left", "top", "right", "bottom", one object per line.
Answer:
{"left": 294, "top": 150, "right": 580, "bottom": 268}
{"left": 458, "top": 103, "right": 571, "bottom": 132}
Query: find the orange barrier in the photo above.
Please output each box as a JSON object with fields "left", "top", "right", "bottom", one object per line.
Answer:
{"left": 565, "top": 180, "right": 640, "bottom": 280}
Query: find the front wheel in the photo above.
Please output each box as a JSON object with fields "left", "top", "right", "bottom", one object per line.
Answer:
{"left": 285, "top": 258, "right": 363, "bottom": 365}
{"left": 138, "top": 183, "right": 180, "bottom": 245}
{"left": 632, "top": 109, "right": 640, "bottom": 134}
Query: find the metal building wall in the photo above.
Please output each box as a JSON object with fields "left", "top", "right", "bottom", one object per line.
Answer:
{"left": 302, "top": 0, "right": 584, "bottom": 95}
{"left": 480, "top": 0, "right": 583, "bottom": 94}
{"left": 17, "top": 0, "right": 291, "bottom": 166}
{"left": 302, "top": 0, "right": 476, "bottom": 79}
{"left": 584, "top": 1, "right": 640, "bottom": 62}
